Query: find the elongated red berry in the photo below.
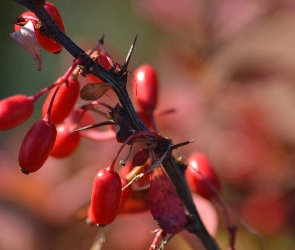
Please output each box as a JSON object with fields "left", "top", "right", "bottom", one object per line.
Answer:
{"left": 132, "top": 64, "right": 158, "bottom": 113}
{"left": 0, "top": 94, "right": 34, "bottom": 130}
{"left": 90, "top": 167, "right": 122, "bottom": 226}
{"left": 42, "top": 79, "right": 80, "bottom": 124}
{"left": 19, "top": 119, "right": 56, "bottom": 174}
{"left": 87, "top": 178, "right": 130, "bottom": 225}
{"left": 37, "top": 2, "right": 65, "bottom": 53}
{"left": 50, "top": 109, "right": 96, "bottom": 158}
{"left": 50, "top": 123, "right": 81, "bottom": 158}
{"left": 185, "top": 153, "right": 221, "bottom": 199}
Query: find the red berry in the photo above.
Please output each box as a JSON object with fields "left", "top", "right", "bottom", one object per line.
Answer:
{"left": 42, "top": 79, "right": 80, "bottom": 124}
{"left": 86, "top": 49, "right": 111, "bottom": 82}
{"left": 88, "top": 179, "right": 131, "bottom": 220}
{"left": 19, "top": 119, "right": 57, "bottom": 174}
{"left": 90, "top": 168, "right": 122, "bottom": 226}
{"left": 132, "top": 64, "right": 158, "bottom": 113}
{"left": 185, "top": 153, "right": 221, "bottom": 199}
{"left": 14, "top": 11, "right": 37, "bottom": 32}
{"left": 0, "top": 94, "right": 34, "bottom": 130}
{"left": 65, "top": 109, "right": 96, "bottom": 127}
{"left": 37, "top": 2, "right": 65, "bottom": 53}
{"left": 50, "top": 123, "right": 81, "bottom": 158}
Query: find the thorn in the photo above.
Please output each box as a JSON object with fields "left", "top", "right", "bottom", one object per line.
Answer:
{"left": 98, "top": 34, "right": 105, "bottom": 45}
{"left": 96, "top": 35, "right": 114, "bottom": 67}
{"left": 72, "top": 120, "right": 115, "bottom": 132}
{"left": 170, "top": 140, "right": 194, "bottom": 150}
{"left": 123, "top": 35, "right": 137, "bottom": 72}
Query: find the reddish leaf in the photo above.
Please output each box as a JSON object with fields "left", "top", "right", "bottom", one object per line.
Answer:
{"left": 80, "top": 82, "right": 111, "bottom": 101}
{"left": 148, "top": 167, "right": 186, "bottom": 234}
{"left": 132, "top": 148, "right": 149, "bottom": 166}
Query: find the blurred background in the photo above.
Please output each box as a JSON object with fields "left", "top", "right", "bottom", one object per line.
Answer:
{"left": 1, "top": 0, "right": 295, "bottom": 249}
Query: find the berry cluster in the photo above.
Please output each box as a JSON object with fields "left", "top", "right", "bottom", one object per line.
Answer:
{"left": 0, "top": 55, "right": 221, "bottom": 243}
{"left": 3, "top": 1, "right": 225, "bottom": 249}
{"left": 0, "top": 46, "right": 114, "bottom": 174}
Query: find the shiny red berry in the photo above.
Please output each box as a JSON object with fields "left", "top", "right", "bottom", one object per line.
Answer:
{"left": 37, "top": 2, "right": 65, "bottom": 53}
{"left": 132, "top": 64, "right": 158, "bottom": 113}
{"left": 90, "top": 167, "right": 122, "bottom": 226}
{"left": 14, "top": 11, "right": 37, "bottom": 32}
{"left": 185, "top": 153, "right": 221, "bottom": 199}
{"left": 19, "top": 119, "right": 57, "bottom": 174}
{"left": 50, "top": 123, "right": 81, "bottom": 158}
{"left": 87, "top": 178, "right": 131, "bottom": 225}
{"left": 0, "top": 94, "right": 34, "bottom": 130}
{"left": 42, "top": 79, "right": 80, "bottom": 124}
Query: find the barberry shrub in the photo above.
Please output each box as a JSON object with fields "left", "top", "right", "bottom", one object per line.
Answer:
{"left": 0, "top": 1, "right": 253, "bottom": 250}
